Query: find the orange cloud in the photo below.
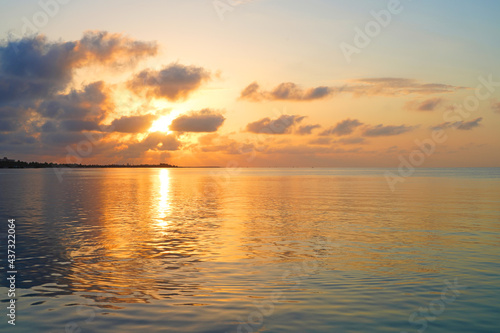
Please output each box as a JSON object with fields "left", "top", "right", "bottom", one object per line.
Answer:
{"left": 240, "top": 82, "right": 333, "bottom": 101}
{"left": 170, "top": 109, "right": 225, "bottom": 133}
{"left": 240, "top": 78, "right": 466, "bottom": 102}
{"left": 246, "top": 115, "right": 306, "bottom": 134}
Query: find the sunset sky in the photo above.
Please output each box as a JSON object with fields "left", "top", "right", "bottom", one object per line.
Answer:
{"left": 1, "top": 0, "right": 499, "bottom": 167}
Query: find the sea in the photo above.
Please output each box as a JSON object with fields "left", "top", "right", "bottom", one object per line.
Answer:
{"left": 0, "top": 168, "right": 499, "bottom": 332}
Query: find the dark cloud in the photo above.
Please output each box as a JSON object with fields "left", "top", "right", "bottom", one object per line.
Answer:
{"left": 0, "top": 32, "right": 157, "bottom": 105}
{"left": 0, "top": 119, "right": 20, "bottom": 131}
{"left": 0, "top": 30, "right": 159, "bottom": 159}
{"left": 0, "top": 81, "right": 112, "bottom": 157}
{"left": 432, "top": 117, "right": 483, "bottom": 131}
{"left": 363, "top": 124, "right": 418, "bottom": 137}
{"left": 127, "top": 63, "right": 210, "bottom": 101}
{"left": 0, "top": 132, "right": 36, "bottom": 145}
{"left": 40, "top": 121, "right": 57, "bottom": 132}
{"left": 170, "top": 109, "right": 225, "bottom": 133}
{"left": 406, "top": 98, "right": 444, "bottom": 111}
{"left": 297, "top": 124, "right": 321, "bottom": 135}
{"left": 240, "top": 82, "right": 333, "bottom": 101}
{"left": 240, "top": 78, "right": 465, "bottom": 102}
{"left": 321, "top": 119, "right": 363, "bottom": 136}
{"left": 37, "top": 81, "right": 111, "bottom": 122}
{"left": 110, "top": 114, "right": 157, "bottom": 133}
{"left": 246, "top": 115, "right": 305, "bottom": 134}
{"left": 60, "top": 120, "right": 100, "bottom": 132}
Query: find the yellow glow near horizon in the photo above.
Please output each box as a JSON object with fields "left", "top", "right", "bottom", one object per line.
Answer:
{"left": 149, "top": 110, "right": 183, "bottom": 134}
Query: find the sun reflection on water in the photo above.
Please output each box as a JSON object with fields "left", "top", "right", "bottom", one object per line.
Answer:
{"left": 155, "top": 168, "right": 172, "bottom": 227}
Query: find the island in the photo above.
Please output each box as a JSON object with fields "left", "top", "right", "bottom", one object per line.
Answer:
{"left": 0, "top": 157, "right": 178, "bottom": 169}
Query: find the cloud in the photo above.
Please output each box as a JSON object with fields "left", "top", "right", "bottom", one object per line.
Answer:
{"left": 239, "top": 78, "right": 465, "bottom": 102}
{"left": 297, "top": 124, "right": 321, "bottom": 135}
{"left": 110, "top": 114, "right": 157, "bottom": 133}
{"left": 336, "top": 137, "right": 366, "bottom": 145}
{"left": 309, "top": 137, "right": 332, "bottom": 145}
{"left": 0, "top": 32, "right": 163, "bottom": 161}
{"left": 127, "top": 63, "right": 210, "bottom": 101}
{"left": 75, "top": 31, "right": 158, "bottom": 66}
{"left": 457, "top": 117, "right": 482, "bottom": 130}
{"left": 0, "top": 104, "right": 31, "bottom": 132}
{"left": 321, "top": 119, "right": 363, "bottom": 136}
{"left": 38, "top": 81, "right": 111, "bottom": 121}
{"left": 0, "top": 32, "right": 157, "bottom": 105}
{"left": 196, "top": 134, "right": 257, "bottom": 155}
{"left": 239, "top": 82, "right": 261, "bottom": 101}
{"left": 240, "top": 82, "right": 333, "bottom": 101}
{"left": 246, "top": 114, "right": 305, "bottom": 134}
{"left": 60, "top": 120, "right": 100, "bottom": 131}
{"left": 432, "top": 117, "right": 483, "bottom": 131}
{"left": 0, "top": 119, "right": 20, "bottom": 131}
{"left": 406, "top": 98, "right": 444, "bottom": 111}
{"left": 120, "top": 132, "right": 181, "bottom": 159}
{"left": 363, "top": 124, "right": 418, "bottom": 137}
{"left": 170, "top": 109, "right": 225, "bottom": 132}
{"left": 140, "top": 132, "right": 181, "bottom": 151}
{"left": 350, "top": 78, "right": 465, "bottom": 96}
{"left": 0, "top": 81, "right": 113, "bottom": 157}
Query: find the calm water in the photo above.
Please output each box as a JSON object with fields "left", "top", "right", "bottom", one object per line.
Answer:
{"left": 0, "top": 168, "right": 499, "bottom": 332}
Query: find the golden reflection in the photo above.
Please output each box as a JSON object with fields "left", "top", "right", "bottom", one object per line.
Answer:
{"left": 156, "top": 168, "right": 172, "bottom": 227}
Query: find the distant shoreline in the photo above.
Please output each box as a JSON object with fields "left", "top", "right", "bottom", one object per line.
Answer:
{"left": 0, "top": 158, "right": 192, "bottom": 169}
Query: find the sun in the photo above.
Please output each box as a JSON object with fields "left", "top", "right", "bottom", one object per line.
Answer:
{"left": 149, "top": 110, "right": 183, "bottom": 134}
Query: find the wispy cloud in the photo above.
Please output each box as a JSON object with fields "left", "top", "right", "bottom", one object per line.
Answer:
{"left": 406, "top": 97, "right": 444, "bottom": 111}
{"left": 240, "top": 82, "right": 334, "bottom": 101}
{"left": 246, "top": 115, "right": 305, "bottom": 134}
{"left": 432, "top": 117, "right": 483, "bottom": 131}
{"left": 240, "top": 78, "right": 465, "bottom": 102}
{"left": 363, "top": 124, "right": 418, "bottom": 137}
{"left": 350, "top": 78, "right": 464, "bottom": 96}
{"left": 320, "top": 119, "right": 363, "bottom": 136}
{"left": 297, "top": 124, "right": 321, "bottom": 135}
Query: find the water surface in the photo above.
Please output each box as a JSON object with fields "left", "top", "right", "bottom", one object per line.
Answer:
{"left": 1, "top": 168, "right": 499, "bottom": 332}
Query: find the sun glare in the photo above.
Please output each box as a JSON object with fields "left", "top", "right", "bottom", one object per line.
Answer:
{"left": 149, "top": 110, "right": 183, "bottom": 134}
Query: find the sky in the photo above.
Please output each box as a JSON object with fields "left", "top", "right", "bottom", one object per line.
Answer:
{"left": 0, "top": 0, "right": 499, "bottom": 167}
